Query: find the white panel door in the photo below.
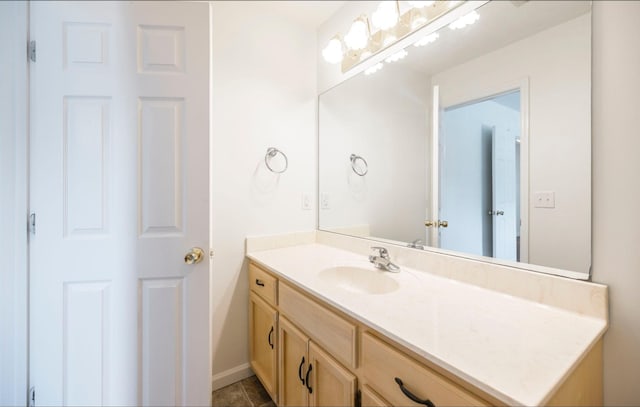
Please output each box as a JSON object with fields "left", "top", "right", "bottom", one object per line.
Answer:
{"left": 491, "top": 125, "right": 518, "bottom": 261}
{"left": 29, "top": 2, "right": 210, "bottom": 405}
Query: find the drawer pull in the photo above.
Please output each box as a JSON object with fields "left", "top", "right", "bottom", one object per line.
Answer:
{"left": 255, "top": 279, "right": 265, "bottom": 287}
{"left": 305, "top": 363, "right": 313, "bottom": 394}
{"left": 395, "top": 377, "right": 435, "bottom": 407}
{"left": 268, "top": 326, "right": 274, "bottom": 349}
{"left": 298, "top": 356, "right": 306, "bottom": 385}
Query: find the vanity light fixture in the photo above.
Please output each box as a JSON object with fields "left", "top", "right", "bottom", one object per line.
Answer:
{"left": 408, "top": 1, "right": 436, "bottom": 8}
{"left": 382, "top": 32, "right": 398, "bottom": 47}
{"left": 322, "top": 0, "right": 465, "bottom": 72}
{"left": 449, "top": 10, "right": 480, "bottom": 30}
{"left": 384, "top": 49, "right": 408, "bottom": 63}
{"left": 322, "top": 35, "right": 344, "bottom": 64}
{"left": 344, "top": 15, "right": 370, "bottom": 51}
{"left": 371, "top": 1, "right": 400, "bottom": 31}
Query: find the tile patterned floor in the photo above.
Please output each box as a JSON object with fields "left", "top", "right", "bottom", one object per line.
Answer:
{"left": 212, "top": 375, "right": 275, "bottom": 407}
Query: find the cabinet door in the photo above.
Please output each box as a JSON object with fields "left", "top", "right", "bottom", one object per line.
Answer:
{"left": 362, "top": 332, "right": 489, "bottom": 407}
{"left": 308, "top": 341, "right": 357, "bottom": 407}
{"left": 361, "top": 386, "right": 390, "bottom": 407}
{"left": 249, "top": 292, "right": 278, "bottom": 401}
{"left": 279, "top": 317, "right": 310, "bottom": 407}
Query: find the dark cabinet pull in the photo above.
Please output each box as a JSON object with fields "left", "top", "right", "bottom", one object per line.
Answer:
{"left": 267, "top": 327, "right": 274, "bottom": 349}
{"left": 305, "top": 363, "right": 313, "bottom": 394}
{"left": 255, "top": 279, "right": 265, "bottom": 287}
{"left": 298, "top": 356, "right": 305, "bottom": 385}
{"left": 394, "top": 377, "right": 435, "bottom": 407}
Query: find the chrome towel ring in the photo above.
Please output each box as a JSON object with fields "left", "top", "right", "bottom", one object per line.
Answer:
{"left": 350, "top": 154, "right": 368, "bottom": 176}
{"left": 265, "top": 147, "right": 288, "bottom": 173}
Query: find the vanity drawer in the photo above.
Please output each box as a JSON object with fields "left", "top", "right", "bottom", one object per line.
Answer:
{"left": 279, "top": 282, "right": 357, "bottom": 369}
{"left": 362, "top": 332, "right": 489, "bottom": 407}
{"left": 249, "top": 263, "right": 277, "bottom": 305}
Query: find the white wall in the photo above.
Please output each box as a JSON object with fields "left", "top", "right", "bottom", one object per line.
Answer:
{"left": 0, "top": 2, "right": 28, "bottom": 406}
{"left": 319, "top": 65, "right": 429, "bottom": 243}
{"left": 592, "top": 2, "right": 640, "bottom": 405}
{"left": 432, "top": 13, "right": 591, "bottom": 274}
{"left": 210, "top": 1, "right": 317, "bottom": 388}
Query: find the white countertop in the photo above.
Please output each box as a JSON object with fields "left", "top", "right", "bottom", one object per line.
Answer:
{"left": 247, "top": 243, "right": 607, "bottom": 406}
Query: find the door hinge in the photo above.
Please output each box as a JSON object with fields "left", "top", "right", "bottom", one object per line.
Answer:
{"left": 29, "top": 386, "right": 35, "bottom": 407}
{"left": 29, "top": 213, "right": 36, "bottom": 235}
{"left": 28, "top": 40, "right": 36, "bottom": 62}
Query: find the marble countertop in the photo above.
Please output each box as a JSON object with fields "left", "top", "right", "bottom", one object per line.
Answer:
{"left": 247, "top": 243, "right": 607, "bottom": 406}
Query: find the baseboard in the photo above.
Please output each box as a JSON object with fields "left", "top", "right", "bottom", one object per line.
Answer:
{"left": 211, "top": 363, "right": 254, "bottom": 391}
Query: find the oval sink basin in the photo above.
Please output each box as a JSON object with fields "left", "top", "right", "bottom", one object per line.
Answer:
{"left": 318, "top": 266, "right": 399, "bottom": 295}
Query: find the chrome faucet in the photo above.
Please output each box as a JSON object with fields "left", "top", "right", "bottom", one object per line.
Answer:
{"left": 407, "top": 239, "right": 425, "bottom": 250}
{"left": 369, "top": 247, "right": 400, "bottom": 272}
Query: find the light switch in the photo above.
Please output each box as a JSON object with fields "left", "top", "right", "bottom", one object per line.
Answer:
{"left": 321, "top": 193, "right": 330, "bottom": 209}
{"left": 534, "top": 191, "right": 555, "bottom": 208}
{"left": 301, "top": 194, "right": 312, "bottom": 210}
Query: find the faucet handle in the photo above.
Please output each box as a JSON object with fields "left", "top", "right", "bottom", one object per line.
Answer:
{"left": 370, "top": 246, "right": 389, "bottom": 258}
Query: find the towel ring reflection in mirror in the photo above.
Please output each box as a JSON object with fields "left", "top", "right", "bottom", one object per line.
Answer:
{"left": 350, "top": 154, "right": 368, "bottom": 176}
{"left": 265, "top": 147, "right": 288, "bottom": 173}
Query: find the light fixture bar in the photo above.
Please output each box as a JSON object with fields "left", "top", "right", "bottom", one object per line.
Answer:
{"left": 339, "top": 0, "right": 466, "bottom": 73}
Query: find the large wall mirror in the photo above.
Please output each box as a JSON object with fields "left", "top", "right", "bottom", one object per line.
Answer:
{"left": 318, "top": 0, "right": 591, "bottom": 278}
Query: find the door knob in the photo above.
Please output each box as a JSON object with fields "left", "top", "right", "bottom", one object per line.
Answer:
{"left": 425, "top": 220, "right": 448, "bottom": 228}
{"left": 184, "top": 247, "right": 205, "bottom": 264}
{"left": 496, "top": 210, "right": 504, "bottom": 216}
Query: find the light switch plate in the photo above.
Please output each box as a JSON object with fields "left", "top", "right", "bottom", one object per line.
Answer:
{"left": 301, "top": 193, "right": 312, "bottom": 210}
{"left": 534, "top": 191, "right": 555, "bottom": 208}
{"left": 321, "top": 193, "right": 330, "bottom": 209}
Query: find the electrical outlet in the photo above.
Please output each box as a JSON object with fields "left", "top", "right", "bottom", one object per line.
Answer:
{"left": 301, "top": 194, "right": 312, "bottom": 210}
{"left": 534, "top": 191, "right": 555, "bottom": 208}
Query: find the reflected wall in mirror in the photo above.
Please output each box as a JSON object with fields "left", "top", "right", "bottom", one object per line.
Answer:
{"left": 318, "top": 0, "right": 591, "bottom": 277}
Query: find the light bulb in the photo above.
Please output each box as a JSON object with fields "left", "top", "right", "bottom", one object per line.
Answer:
{"left": 411, "top": 15, "right": 428, "bottom": 30}
{"left": 322, "top": 37, "right": 344, "bottom": 64}
{"left": 344, "top": 18, "right": 369, "bottom": 51}
{"left": 408, "top": 1, "right": 434, "bottom": 8}
{"left": 371, "top": 2, "right": 399, "bottom": 31}
{"left": 414, "top": 32, "right": 439, "bottom": 47}
{"left": 449, "top": 10, "right": 480, "bottom": 30}
{"left": 384, "top": 49, "right": 408, "bottom": 63}
{"left": 364, "top": 62, "right": 384, "bottom": 75}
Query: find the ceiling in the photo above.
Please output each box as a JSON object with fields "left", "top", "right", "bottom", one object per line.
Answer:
{"left": 250, "top": 1, "right": 346, "bottom": 28}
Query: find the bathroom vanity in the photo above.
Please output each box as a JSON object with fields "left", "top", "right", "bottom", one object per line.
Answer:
{"left": 246, "top": 233, "right": 607, "bottom": 407}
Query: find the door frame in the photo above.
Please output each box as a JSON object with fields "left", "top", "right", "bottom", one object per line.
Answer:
{"left": 431, "top": 77, "right": 530, "bottom": 263}
{"left": 0, "top": 2, "right": 29, "bottom": 406}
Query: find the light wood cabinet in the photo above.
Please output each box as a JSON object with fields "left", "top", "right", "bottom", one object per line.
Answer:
{"left": 279, "top": 282, "right": 357, "bottom": 369}
{"left": 362, "top": 332, "right": 489, "bottom": 407}
{"left": 249, "top": 263, "right": 278, "bottom": 304}
{"left": 361, "top": 385, "right": 391, "bottom": 407}
{"left": 308, "top": 341, "right": 357, "bottom": 407}
{"left": 278, "top": 316, "right": 309, "bottom": 407}
{"left": 278, "top": 316, "right": 357, "bottom": 407}
{"left": 248, "top": 261, "right": 602, "bottom": 407}
{"left": 249, "top": 291, "right": 277, "bottom": 402}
